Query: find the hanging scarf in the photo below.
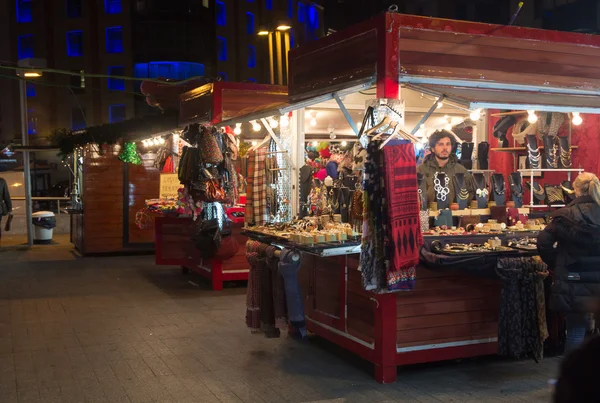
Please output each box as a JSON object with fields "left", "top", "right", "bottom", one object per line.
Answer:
{"left": 383, "top": 141, "right": 422, "bottom": 291}
{"left": 245, "top": 148, "right": 268, "bottom": 225}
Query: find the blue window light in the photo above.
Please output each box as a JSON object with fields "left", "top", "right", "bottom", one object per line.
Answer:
{"left": 71, "top": 108, "right": 86, "bottom": 130}
{"left": 308, "top": 6, "right": 319, "bottom": 29}
{"left": 298, "top": 2, "right": 306, "bottom": 22}
{"left": 247, "top": 78, "right": 257, "bottom": 83}
{"left": 218, "top": 71, "right": 228, "bottom": 81}
{"left": 18, "top": 35, "right": 34, "bottom": 59}
{"left": 66, "top": 0, "right": 82, "bottom": 18}
{"left": 109, "top": 104, "right": 126, "bottom": 123}
{"left": 287, "top": 0, "right": 293, "bottom": 18}
{"left": 27, "top": 108, "right": 36, "bottom": 134}
{"left": 247, "top": 45, "right": 256, "bottom": 68}
{"left": 246, "top": 12, "right": 255, "bottom": 35}
{"left": 26, "top": 82, "right": 35, "bottom": 97}
{"left": 106, "top": 27, "right": 123, "bottom": 53}
{"left": 66, "top": 31, "right": 83, "bottom": 57}
{"left": 16, "top": 0, "right": 32, "bottom": 23}
{"left": 266, "top": 0, "right": 272, "bottom": 10}
{"left": 133, "top": 61, "right": 205, "bottom": 80}
{"left": 290, "top": 28, "right": 295, "bottom": 48}
{"left": 108, "top": 66, "right": 125, "bottom": 91}
{"left": 105, "top": 0, "right": 121, "bottom": 14}
{"left": 217, "top": 36, "right": 227, "bottom": 61}
{"left": 216, "top": 1, "right": 226, "bottom": 26}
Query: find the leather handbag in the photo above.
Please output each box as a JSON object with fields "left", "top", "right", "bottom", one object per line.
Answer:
{"left": 545, "top": 184, "right": 565, "bottom": 205}
{"left": 216, "top": 226, "right": 239, "bottom": 260}
{"left": 192, "top": 219, "right": 221, "bottom": 259}
{"left": 4, "top": 213, "right": 13, "bottom": 232}
{"left": 198, "top": 126, "right": 224, "bottom": 164}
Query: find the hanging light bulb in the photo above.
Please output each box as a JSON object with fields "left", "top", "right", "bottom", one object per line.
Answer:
{"left": 251, "top": 120, "right": 261, "bottom": 131}
{"left": 142, "top": 140, "right": 148, "bottom": 147}
{"left": 527, "top": 110, "right": 538, "bottom": 124}
{"left": 280, "top": 114, "right": 289, "bottom": 128}
{"left": 234, "top": 123, "right": 242, "bottom": 135}
{"left": 311, "top": 141, "right": 318, "bottom": 147}
{"left": 341, "top": 141, "right": 347, "bottom": 147}
{"left": 469, "top": 109, "right": 481, "bottom": 121}
{"left": 158, "top": 137, "right": 165, "bottom": 144}
{"left": 437, "top": 101, "right": 444, "bottom": 109}
{"left": 153, "top": 138, "right": 160, "bottom": 145}
{"left": 572, "top": 112, "right": 583, "bottom": 126}
{"left": 445, "top": 123, "right": 453, "bottom": 131}
{"left": 268, "top": 117, "right": 278, "bottom": 128}
{"left": 309, "top": 118, "right": 317, "bottom": 127}
{"left": 251, "top": 141, "right": 258, "bottom": 146}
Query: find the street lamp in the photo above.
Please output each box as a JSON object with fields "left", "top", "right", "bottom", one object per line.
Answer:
{"left": 257, "top": 22, "right": 292, "bottom": 86}
{"left": 17, "top": 58, "right": 45, "bottom": 246}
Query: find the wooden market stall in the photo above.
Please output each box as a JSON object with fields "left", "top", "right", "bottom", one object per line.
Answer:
{"left": 238, "top": 12, "right": 600, "bottom": 383}
{"left": 153, "top": 82, "right": 287, "bottom": 290}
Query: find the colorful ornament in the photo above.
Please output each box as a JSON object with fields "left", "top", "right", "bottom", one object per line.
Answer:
{"left": 119, "top": 142, "right": 143, "bottom": 165}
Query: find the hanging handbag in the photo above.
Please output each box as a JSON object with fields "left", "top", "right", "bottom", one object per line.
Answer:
{"left": 215, "top": 220, "right": 240, "bottom": 260}
{"left": 197, "top": 126, "right": 224, "bottom": 164}
{"left": 545, "top": 184, "right": 565, "bottom": 206}
{"left": 191, "top": 219, "right": 222, "bottom": 259}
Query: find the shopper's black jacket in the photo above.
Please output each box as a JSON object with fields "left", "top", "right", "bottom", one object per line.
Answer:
{"left": 538, "top": 196, "right": 600, "bottom": 313}
{"left": 0, "top": 178, "right": 11, "bottom": 216}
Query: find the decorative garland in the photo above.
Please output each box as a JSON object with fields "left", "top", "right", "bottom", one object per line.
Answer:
{"left": 49, "top": 109, "right": 178, "bottom": 159}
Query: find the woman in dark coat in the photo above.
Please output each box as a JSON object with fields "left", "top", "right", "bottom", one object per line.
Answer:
{"left": 538, "top": 172, "right": 600, "bottom": 351}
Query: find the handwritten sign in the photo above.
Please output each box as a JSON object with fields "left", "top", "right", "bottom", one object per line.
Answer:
{"left": 159, "top": 173, "right": 180, "bottom": 199}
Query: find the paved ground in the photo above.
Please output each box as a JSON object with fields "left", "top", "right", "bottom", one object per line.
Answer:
{"left": 0, "top": 240, "right": 558, "bottom": 402}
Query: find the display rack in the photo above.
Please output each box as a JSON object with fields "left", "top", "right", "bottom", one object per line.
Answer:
{"left": 518, "top": 168, "right": 584, "bottom": 208}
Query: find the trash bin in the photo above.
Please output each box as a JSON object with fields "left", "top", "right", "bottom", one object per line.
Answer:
{"left": 32, "top": 211, "right": 56, "bottom": 244}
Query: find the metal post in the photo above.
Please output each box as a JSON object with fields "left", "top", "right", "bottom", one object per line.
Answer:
{"left": 18, "top": 76, "right": 34, "bottom": 246}
{"left": 275, "top": 31, "right": 284, "bottom": 86}
{"left": 268, "top": 32, "right": 275, "bottom": 85}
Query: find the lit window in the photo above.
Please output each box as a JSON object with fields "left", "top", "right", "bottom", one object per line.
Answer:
{"left": 133, "top": 62, "right": 205, "bottom": 80}
{"left": 218, "top": 72, "right": 228, "bottom": 81}
{"left": 247, "top": 78, "right": 257, "bottom": 83}
{"left": 66, "top": 0, "right": 82, "bottom": 18}
{"left": 287, "top": 0, "right": 294, "bottom": 18}
{"left": 109, "top": 104, "right": 126, "bottom": 123}
{"left": 216, "top": 1, "right": 226, "bottom": 26}
{"left": 106, "top": 27, "right": 123, "bottom": 53}
{"left": 16, "top": 0, "right": 32, "bottom": 23}
{"left": 18, "top": 35, "right": 34, "bottom": 59}
{"left": 217, "top": 37, "right": 227, "bottom": 61}
{"left": 71, "top": 108, "right": 86, "bottom": 130}
{"left": 308, "top": 6, "right": 319, "bottom": 29}
{"left": 108, "top": 66, "right": 125, "bottom": 91}
{"left": 265, "top": 0, "right": 272, "bottom": 10}
{"left": 246, "top": 12, "right": 255, "bottom": 35}
{"left": 247, "top": 45, "right": 256, "bottom": 68}
{"left": 290, "top": 28, "right": 295, "bottom": 48}
{"left": 298, "top": 2, "right": 306, "bottom": 22}
{"left": 27, "top": 108, "right": 37, "bottom": 135}
{"left": 105, "top": 0, "right": 122, "bottom": 14}
{"left": 66, "top": 31, "right": 83, "bottom": 57}
{"left": 26, "top": 82, "right": 35, "bottom": 97}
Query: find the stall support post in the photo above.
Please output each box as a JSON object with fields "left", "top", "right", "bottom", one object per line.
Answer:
{"left": 18, "top": 76, "right": 34, "bottom": 246}
{"left": 376, "top": 14, "right": 401, "bottom": 99}
{"left": 373, "top": 293, "right": 397, "bottom": 383}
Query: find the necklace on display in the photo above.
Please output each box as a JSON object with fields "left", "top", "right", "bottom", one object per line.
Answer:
{"left": 527, "top": 143, "right": 542, "bottom": 168}
{"left": 458, "top": 188, "right": 470, "bottom": 201}
{"left": 434, "top": 172, "right": 450, "bottom": 202}
{"left": 476, "top": 188, "right": 489, "bottom": 198}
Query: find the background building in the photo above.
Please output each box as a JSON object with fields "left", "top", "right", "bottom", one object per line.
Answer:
{"left": 0, "top": 0, "right": 324, "bottom": 146}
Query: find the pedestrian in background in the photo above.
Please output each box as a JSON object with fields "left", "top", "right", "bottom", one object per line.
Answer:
{"left": 538, "top": 172, "right": 600, "bottom": 351}
{"left": 0, "top": 176, "right": 12, "bottom": 240}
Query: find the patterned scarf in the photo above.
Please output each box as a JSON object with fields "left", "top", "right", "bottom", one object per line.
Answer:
{"left": 245, "top": 148, "right": 268, "bottom": 226}
{"left": 383, "top": 141, "right": 422, "bottom": 291}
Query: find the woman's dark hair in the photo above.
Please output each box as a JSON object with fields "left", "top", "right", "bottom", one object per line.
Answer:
{"left": 428, "top": 130, "right": 456, "bottom": 149}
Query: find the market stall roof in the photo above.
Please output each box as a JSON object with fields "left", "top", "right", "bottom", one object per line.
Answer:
{"left": 288, "top": 12, "right": 600, "bottom": 112}
{"left": 179, "top": 81, "right": 287, "bottom": 125}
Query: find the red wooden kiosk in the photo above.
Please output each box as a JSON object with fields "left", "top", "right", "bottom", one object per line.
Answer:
{"left": 154, "top": 82, "right": 288, "bottom": 290}
{"left": 280, "top": 13, "right": 600, "bottom": 383}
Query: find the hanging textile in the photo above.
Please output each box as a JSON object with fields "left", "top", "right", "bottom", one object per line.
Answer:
{"left": 278, "top": 249, "right": 307, "bottom": 338}
{"left": 266, "top": 246, "right": 288, "bottom": 330}
{"left": 382, "top": 140, "right": 423, "bottom": 291}
{"left": 496, "top": 256, "right": 549, "bottom": 362}
{"left": 245, "top": 148, "right": 268, "bottom": 226}
{"left": 245, "top": 240, "right": 264, "bottom": 333}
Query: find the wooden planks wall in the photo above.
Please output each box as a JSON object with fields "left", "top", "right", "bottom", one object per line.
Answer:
{"left": 347, "top": 256, "right": 375, "bottom": 344}
{"left": 127, "top": 163, "right": 160, "bottom": 246}
{"left": 395, "top": 266, "right": 500, "bottom": 349}
{"left": 83, "top": 148, "right": 124, "bottom": 254}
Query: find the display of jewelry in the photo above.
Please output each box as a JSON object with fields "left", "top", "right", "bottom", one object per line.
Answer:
{"left": 478, "top": 142, "right": 490, "bottom": 169}
{"left": 508, "top": 237, "right": 538, "bottom": 251}
{"left": 417, "top": 173, "right": 428, "bottom": 211}
{"left": 492, "top": 173, "right": 506, "bottom": 206}
{"left": 545, "top": 184, "right": 565, "bottom": 206}
{"left": 509, "top": 172, "right": 524, "bottom": 208}
{"left": 434, "top": 172, "right": 450, "bottom": 209}
{"left": 543, "top": 135, "right": 559, "bottom": 169}
{"left": 561, "top": 180, "right": 576, "bottom": 203}
{"left": 527, "top": 134, "right": 541, "bottom": 169}
{"left": 453, "top": 173, "right": 471, "bottom": 210}
{"left": 527, "top": 181, "right": 546, "bottom": 205}
{"left": 440, "top": 241, "right": 514, "bottom": 255}
{"left": 559, "top": 137, "right": 572, "bottom": 168}
{"left": 460, "top": 142, "right": 474, "bottom": 169}
{"left": 473, "top": 173, "right": 489, "bottom": 209}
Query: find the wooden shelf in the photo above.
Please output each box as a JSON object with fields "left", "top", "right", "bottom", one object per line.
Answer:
{"left": 491, "top": 146, "right": 579, "bottom": 152}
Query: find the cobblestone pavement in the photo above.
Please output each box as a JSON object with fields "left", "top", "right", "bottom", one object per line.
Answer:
{"left": 0, "top": 247, "right": 558, "bottom": 403}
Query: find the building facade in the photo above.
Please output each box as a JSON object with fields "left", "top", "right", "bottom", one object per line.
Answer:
{"left": 0, "top": 0, "right": 324, "bottom": 146}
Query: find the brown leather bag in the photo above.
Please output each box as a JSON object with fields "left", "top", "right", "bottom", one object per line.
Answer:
{"left": 204, "top": 179, "right": 227, "bottom": 202}
{"left": 216, "top": 234, "right": 239, "bottom": 260}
